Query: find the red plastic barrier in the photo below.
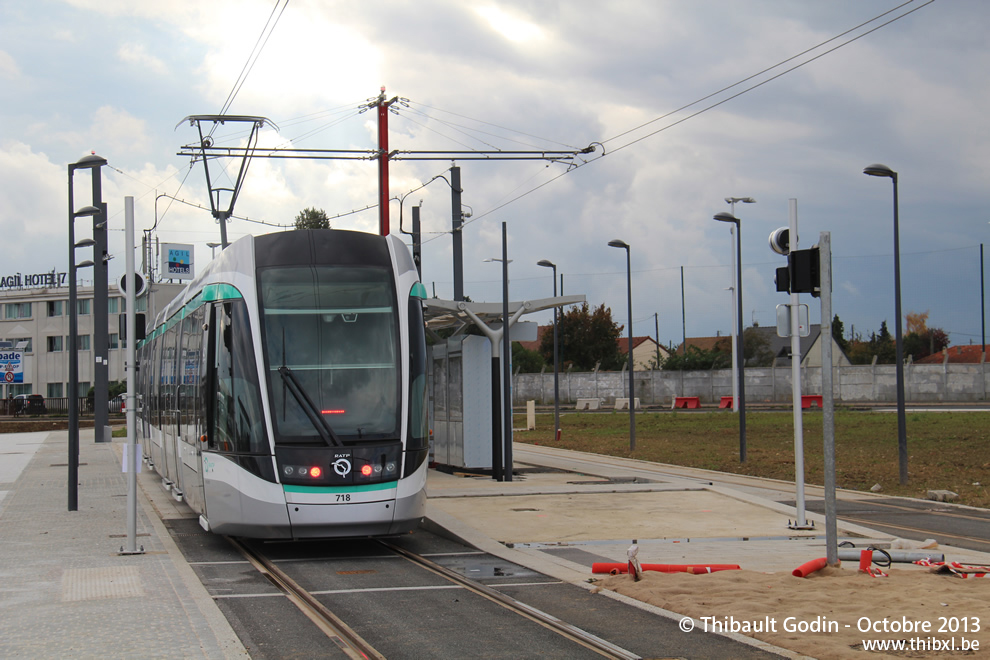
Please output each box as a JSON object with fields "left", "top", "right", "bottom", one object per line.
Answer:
{"left": 859, "top": 550, "right": 873, "bottom": 572}
{"left": 592, "top": 562, "right": 741, "bottom": 575}
{"left": 792, "top": 557, "right": 828, "bottom": 578}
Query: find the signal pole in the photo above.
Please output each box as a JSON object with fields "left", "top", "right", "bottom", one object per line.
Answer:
{"left": 377, "top": 88, "right": 398, "bottom": 236}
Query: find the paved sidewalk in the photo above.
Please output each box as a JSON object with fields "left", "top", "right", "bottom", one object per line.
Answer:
{"left": 0, "top": 429, "right": 245, "bottom": 659}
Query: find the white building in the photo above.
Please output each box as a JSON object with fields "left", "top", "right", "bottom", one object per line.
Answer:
{"left": 0, "top": 275, "right": 183, "bottom": 400}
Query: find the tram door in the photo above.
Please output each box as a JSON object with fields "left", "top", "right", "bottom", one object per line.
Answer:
{"left": 159, "top": 324, "right": 182, "bottom": 494}
{"left": 176, "top": 307, "right": 207, "bottom": 513}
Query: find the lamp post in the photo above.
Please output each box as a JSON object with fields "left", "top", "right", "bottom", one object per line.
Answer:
{"left": 608, "top": 239, "right": 635, "bottom": 452}
{"left": 864, "top": 163, "right": 908, "bottom": 485}
{"left": 484, "top": 226, "right": 514, "bottom": 482}
{"left": 724, "top": 198, "right": 755, "bottom": 413}
{"left": 207, "top": 242, "right": 221, "bottom": 259}
{"left": 713, "top": 211, "right": 746, "bottom": 463}
{"left": 67, "top": 153, "right": 107, "bottom": 510}
{"left": 537, "top": 259, "right": 560, "bottom": 439}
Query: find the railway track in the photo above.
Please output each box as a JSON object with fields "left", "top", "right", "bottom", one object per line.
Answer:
{"left": 228, "top": 537, "right": 384, "bottom": 660}
{"left": 218, "top": 531, "right": 644, "bottom": 659}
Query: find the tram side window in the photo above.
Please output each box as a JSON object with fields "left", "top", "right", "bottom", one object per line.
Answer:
{"left": 148, "top": 333, "right": 161, "bottom": 425}
{"left": 213, "top": 301, "right": 266, "bottom": 454}
{"left": 407, "top": 297, "right": 428, "bottom": 447}
{"left": 180, "top": 308, "right": 204, "bottom": 441}
{"left": 159, "top": 325, "right": 178, "bottom": 424}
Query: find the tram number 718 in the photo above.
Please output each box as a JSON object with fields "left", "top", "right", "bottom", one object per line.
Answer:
{"left": 336, "top": 494, "right": 352, "bottom": 502}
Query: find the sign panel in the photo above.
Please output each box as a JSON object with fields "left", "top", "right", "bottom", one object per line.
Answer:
{"left": 0, "top": 351, "right": 23, "bottom": 384}
{"left": 776, "top": 303, "right": 810, "bottom": 338}
{"left": 162, "top": 243, "right": 194, "bottom": 280}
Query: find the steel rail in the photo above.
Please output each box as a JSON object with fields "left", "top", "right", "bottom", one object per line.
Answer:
{"left": 842, "top": 498, "right": 990, "bottom": 525}
{"left": 227, "top": 537, "right": 384, "bottom": 660}
{"left": 378, "top": 540, "right": 641, "bottom": 660}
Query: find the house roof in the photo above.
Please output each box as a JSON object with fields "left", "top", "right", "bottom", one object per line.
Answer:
{"left": 751, "top": 325, "right": 822, "bottom": 364}
{"left": 676, "top": 325, "right": 848, "bottom": 365}
{"left": 618, "top": 336, "right": 666, "bottom": 356}
{"left": 674, "top": 335, "right": 732, "bottom": 353}
{"left": 914, "top": 344, "right": 989, "bottom": 364}
{"left": 515, "top": 325, "right": 667, "bottom": 356}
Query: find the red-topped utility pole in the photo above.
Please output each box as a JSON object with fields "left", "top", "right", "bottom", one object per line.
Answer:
{"left": 377, "top": 87, "right": 397, "bottom": 235}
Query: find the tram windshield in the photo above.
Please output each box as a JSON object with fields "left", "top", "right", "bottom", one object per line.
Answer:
{"left": 259, "top": 265, "right": 399, "bottom": 444}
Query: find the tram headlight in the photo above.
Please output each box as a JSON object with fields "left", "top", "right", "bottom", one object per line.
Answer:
{"left": 282, "top": 464, "right": 327, "bottom": 481}
{"left": 385, "top": 461, "right": 397, "bottom": 475}
{"left": 360, "top": 464, "right": 373, "bottom": 477}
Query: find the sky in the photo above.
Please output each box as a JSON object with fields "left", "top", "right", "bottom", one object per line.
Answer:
{"left": 2, "top": 0, "right": 988, "bottom": 350}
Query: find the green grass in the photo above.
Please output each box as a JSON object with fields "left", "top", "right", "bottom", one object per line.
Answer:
{"left": 514, "top": 410, "right": 990, "bottom": 508}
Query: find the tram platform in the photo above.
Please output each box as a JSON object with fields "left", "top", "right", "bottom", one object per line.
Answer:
{"left": 2, "top": 428, "right": 989, "bottom": 659}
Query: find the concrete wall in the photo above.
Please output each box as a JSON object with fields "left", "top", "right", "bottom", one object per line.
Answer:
{"left": 514, "top": 362, "right": 990, "bottom": 406}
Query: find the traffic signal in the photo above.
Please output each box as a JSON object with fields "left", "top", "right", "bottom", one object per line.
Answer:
{"left": 769, "top": 227, "right": 820, "bottom": 297}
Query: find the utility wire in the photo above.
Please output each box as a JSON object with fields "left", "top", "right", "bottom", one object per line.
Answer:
{"left": 602, "top": 0, "right": 926, "bottom": 147}
{"left": 450, "top": 0, "right": 933, "bottom": 235}
{"left": 216, "top": 0, "right": 290, "bottom": 121}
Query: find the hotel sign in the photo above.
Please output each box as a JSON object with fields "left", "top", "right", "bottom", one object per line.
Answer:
{"left": 0, "top": 352, "right": 23, "bottom": 383}
{"left": 0, "top": 271, "right": 67, "bottom": 289}
{"left": 162, "top": 243, "right": 194, "bottom": 281}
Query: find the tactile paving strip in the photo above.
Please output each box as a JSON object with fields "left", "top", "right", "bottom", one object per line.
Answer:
{"left": 61, "top": 566, "right": 144, "bottom": 602}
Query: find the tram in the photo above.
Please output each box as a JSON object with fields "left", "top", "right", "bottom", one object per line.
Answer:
{"left": 136, "top": 229, "right": 429, "bottom": 539}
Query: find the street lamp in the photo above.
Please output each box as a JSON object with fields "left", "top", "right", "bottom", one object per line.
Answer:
{"left": 864, "top": 163, "right": 908, "bottom": 485}
{"left": 724, "top": 198, "right": 755, "bottom": 414}
{"left": 207, "top": 242, "right": 221, "bottom": 259}
{"left": 608, "top": 239, "right": 635, "bottom": 452}
{"left": 713, "top": 211, "right": 747, "bottom": 463}
{"left": 484, "top": 223, "right": 514, "bottom": 481}
{"left": 537, "top": 259, "right": 560, "bottom": 439}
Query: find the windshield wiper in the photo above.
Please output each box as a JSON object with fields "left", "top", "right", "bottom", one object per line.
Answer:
{"left": 277, "top": 365, "right": 342, "bottom": 447}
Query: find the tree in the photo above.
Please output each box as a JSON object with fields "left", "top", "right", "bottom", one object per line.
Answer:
{"left": 846, "top": 320, "right": 896, "bottom": 364}
{"left": 661, "top": 345, "right": 730, "bottom": 371}
{"left": 743, "top": 327, "right": 774, "bottom": 367}
{"left": 903, "top": 310, "right": 950, "bottom": 360}
{"left": 832, "top": 314, "right": 849, "bottom": 352}
{"left": 540, "top": 303, "right": 623, "bottom": 371}
{"left": 294, "top": 207, "right": 331, "bottom": 230}
{"left": 512, "top": 342, "right": 545, "bottom": 373}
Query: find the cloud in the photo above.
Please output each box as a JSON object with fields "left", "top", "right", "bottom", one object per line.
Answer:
{"left": 117, "top": 43, "right": 168, "bottom": 77}
{"left": 0, "top": 50, "right": 19, "bottom": 79}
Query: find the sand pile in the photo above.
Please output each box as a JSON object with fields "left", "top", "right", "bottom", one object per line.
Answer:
{"left": 598, "top": 565, "right": 989, "bottom": 659}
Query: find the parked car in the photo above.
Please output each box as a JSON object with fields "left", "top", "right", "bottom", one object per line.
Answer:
{"left": 13, "top": 394, "right": 46, "bottom": 416}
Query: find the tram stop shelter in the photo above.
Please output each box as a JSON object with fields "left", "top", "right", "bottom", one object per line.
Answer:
{"left": 423, "top": 295, "right": 584, "bottom": 480}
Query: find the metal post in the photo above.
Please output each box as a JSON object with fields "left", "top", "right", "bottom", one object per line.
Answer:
{"left": 625, "top": 248, "right": 635, "bottom": 451}
{"left": 654, "top": 313, "right": 660, "bottom": 369}
{"left": 451, "top": 165, "right": 463, "bottom": 301}
{"left": 67, "top": 153, "right": 107, "bottom": 509}
{"left": 552, "top": 276, "right": 560, "bottom": 439}
{"left": 680, "top": 266, "right": 686, "bottom": 354}
{"left": 67, "top": 168, "right": 79, "bottom": 512}
{"left": 217, "top": 210, "right": 230, "bottom": 250}
{"left": 93, "top": 200, "right": 109, "bottom": 442}
{"left": 122, "top": 197, "right": 143, "bottom": 554}
{"left": 788, "top": 199, "right": 808, "bottom": 528}
{"left": 734, "top": 223, "right": 746, "bottom": 462}
{"left": 412, "top": 205, "right": 422, "bottom": 278}
{"left": 891, "top": 174, "right": 907, "bottom": 485}
{"left": 501, "top": 223, "right": 513, "bottom": 481}
{"left": 729, "top": 225, "right": 739, "bottom": 412}
{"left": 865, "top": 164, "right": 908, "bottom": 484}
{"left": 981, "top": 244, "right": 986, "bottom": 360}
{"left": 819, "top": 232, "right": 837, "bottom": 565}
{"left": 609, "top": 239, "right": 635, "bottom": 451}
